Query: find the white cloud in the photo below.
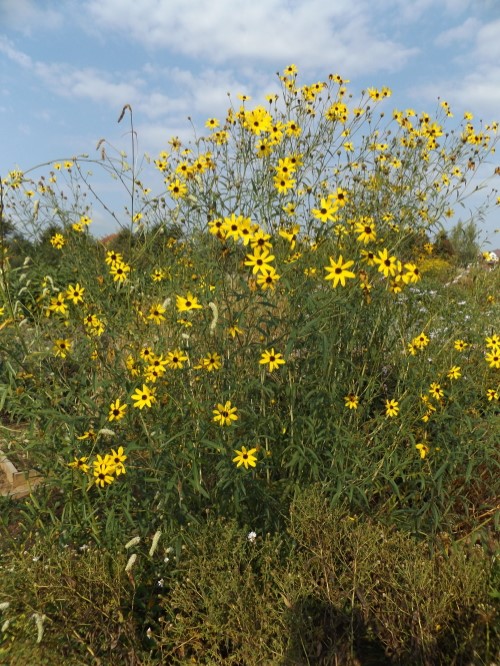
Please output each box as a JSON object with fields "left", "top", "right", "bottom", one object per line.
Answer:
{"left": 83, "top": 0, "right": 417, "bottom": 75}
{"left": 473, "top": 19, "right": 500, "bottom": 61}
{"left": 0, "top": 0, "right": 63, "bottom": 33}
{"left": 436, "top": 17, "right": 481, "bottom": 47}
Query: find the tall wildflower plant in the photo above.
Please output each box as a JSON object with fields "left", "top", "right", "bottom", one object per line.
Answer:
{"left": 0, "top": 66, "right": 498, "bottom": 546}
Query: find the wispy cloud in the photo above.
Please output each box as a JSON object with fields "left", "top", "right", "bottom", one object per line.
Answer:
{"left": 0, "top": 0, "right": 64, "bottom": 34}
{"left": 83, "top": 0, "right": 417, "bottom": 75}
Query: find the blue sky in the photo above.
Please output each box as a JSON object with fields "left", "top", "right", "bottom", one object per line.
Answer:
{"left": 1, "top": 0, "right": 499, "bottom": 245}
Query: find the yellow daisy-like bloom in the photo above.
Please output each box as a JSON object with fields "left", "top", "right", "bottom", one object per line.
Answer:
{"left": 48, "top": 295, "right": 68, "bottom": 316}
{"left": 415, "top": 443, "right": 430, "bottom": 459}
{"left": 66, "top": 283, "right": 85, "bottom": 304}
{"left": 413, "top": 333, "right": 430, "bottom": 349}
{"left": 312, "top": 197, "right": 338, "bottom": 223}
{"left": 131, "top": 384, "right": 156, "bottom": 409}
{"left": 373, "top": 248, "right": 398, "bottom": 278}
{"left": 53, "top": 338, "right": 71, "bottom": 358}
{"left": 109, "top": 261, "right": 131, "bottom": 283}
{"left": 213, "top": 401, "right": 238, "bottom": 426}
{"left": 233, "top": 446, "right": 258, "bottom": 469}
{"left": 324, "top": 255, "right": 356, "bottom": 287}
{"left": 50, "top": 233, "right": 65, "bottom": 249}
{"left": 200, "top": 353, "right": 222, "bottom": 372}
{"left": 403, "top": 263, "right": 422, "bottom": 284}
{"left": 105, "top": 250, "right": 123, "bottom": 266}
{"left": 167, "top": 178, "right": 188, "bottom": 199}
{"left": 166, "top": 349, "right": 188, "bottom": 370}
{"left": 110, "top": 446, "right": 127, "bottom": 476}
{"left": 485, "top": 334, "right": 500, "bottom": 349}
{"left": 447, "top": 366, "right": 461, "bottom": 380}
{"left": 151, "top": 268, "right": 166, "bottom": 282}
{"left": 485, "top": 349, "right": 500, "bottom": 368}
{"left": 147, "top": 303, "right": 166, "bottom": 324}
{"left": 454, "top": 339, "right": 468, "bottom": 352}
{"left": 68, "top": 457, "right": 90, "bottom": 473}
{"left": 244, "top": 248, "right": 275, "bottom": 275}
{"left": 228, "top": 324, "right": 243, "bottom": 338}
{"left": 429, "top": 382, "right": 444, "bottom": 399}
{"left": 354, "top": 218, "right": 376, "bottom": 244}
{"left": 385, "top": 399, "right": 399, "bottom": 417}
{"left": 108, "top": 398, "right": 127, "bottom": 422}
{"left": 176, "top": 293, "right": 203, "bottom": 312}
{"left": 256, "top": 267, "right": 280, "bottom": 290}
{"left": 93, "top": 460, "right": 115, "bottom": 488}
{"left": 486, "top": 388, "right": 498, "bottom": 401}
{"left": 259, "top": 349, "right": 286, "bottom": 372}
{"left": 344, "top": 394, "right": 359, "bottom": 410}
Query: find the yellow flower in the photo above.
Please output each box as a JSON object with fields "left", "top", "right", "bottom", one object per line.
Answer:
{"left": 454, "top": 339, "right": 468, "bottom": 352}
{"left": 105, "top": 250, "right": 123, "bottom": 266}
{"left": 429, "top": 382, "right": 444, "bottom": 399}
{"left": 108, "top": 399, "right": 127, "bottom": 422}
{"left": 447, "top": 366, "right": 461, "bottom": 380}
{"left": 485, "top": 349, "right": 500, "bottom": 368}
{"left": 415, "top": 443, "right": 430, "bottom": 459}
{"left": 485, "top": 334, "right": 500, "bottom": 349}
{"left": 385, "top": 399, "right": 399, "bottom": 417}
{"left": 176, "top": 293, "right": 203, "bottom": 312}
{"left": 344, "top": 394, "right": 359, "bottom": 410}
{"left": 166, "top": 349, "right": 188, "bottom": 370}
{"left": 50, "top": 233, "right": 65, "bottom": 249}
{"left": 66, "top": 283, "right": 85, "bottom": 304}
{"left": 486, "top": 388, "right": 498, "bottom": 401}
{"left": 244, "top": 248, "right": 275, "bottom": 275}
{"left": 93, "top": 459, "right": 115, "bottom": 487}
{"left": 109, "top": 446, "right": 127, "bottom": 476}
{"left": 213, "top": 401, "right": 238, "bottom": 426}
{"left": 53, "top": 338, "right": 71, "bottom": 358}
{"left": 413, "top": 333, "right": 429, "bottom": 349}
{"left": 354, "top": 218, "right": 376, "bottom": 244}
{"left": 256, "top": 267, "right": 280, "bottom": 290}
{"left": 228, "top": 324, "right": 243, "bottom": 338}
{"left": 68, "top": 457, "right": 90, "bottom": 473}
{"left": 373, "top": 248, "right": 398, "bottom": 278}
{"left": 312, "top": 197, "right": 338, "bottom": 223}
{"left": 233, "top": 446, "right": 258, "bottom": 469}
{"left": 167, "top": 179, "right": 188, "bottom": 199}
{"left": 147, "top": 303, "right": 166, "bottom": 324}
{"left": 48, "top": 294, "right": 68, "bottom": 316}
{"left": 324, "top": 255, "right": 356, "bottom": 287}
{"left": 109, "top": 261, "right": 131, "bottom": 282}
{"left": 199, "top": 353, "right": 222, "bottom": 372}
{"left": 259, "top": 349, "right": 286, "bottom": 372}
{"left": 131, "top": 384, "right": 156, "bottom": 409}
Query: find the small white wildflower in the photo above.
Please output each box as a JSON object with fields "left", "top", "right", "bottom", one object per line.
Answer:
{"left": 149, "top": 530, "right": 162, "bottom": 557}
{"left": 33, "top": 612, "right": 46, "bottom": 643}
{"left": 125, "top": 553, "right": 138, "bottom": 573}
{"left": 247, "top": 531, "right": 257, "bottom": 543}
{"left": 163, "top": 557, "right": 170, "bottom": 564}
{"left": 125, "top": 536, "right": 141, "bottom": 550}
{"left": 98, "top": 428, "right": 115, "bottom": 437}
{"left": 157, "top": 578, "right": 164, "bottom": 588}
{"left": 208, "top": 301, "right": 218, "bottom": 335}
{"left": 146, "top": 626, "right": 153, "bottom": 639}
